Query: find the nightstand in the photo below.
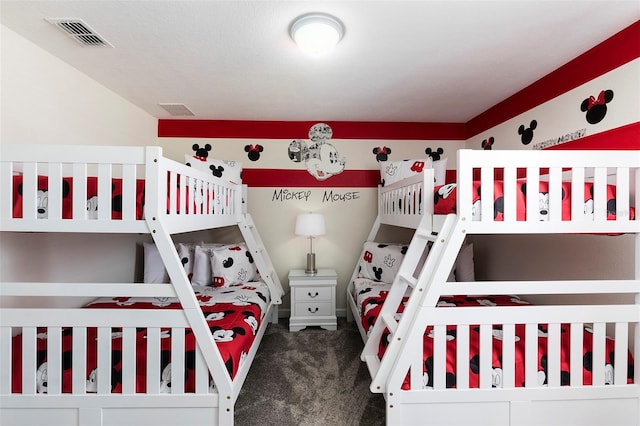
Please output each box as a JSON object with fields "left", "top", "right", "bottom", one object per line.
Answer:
{"left": 289, "top": 269, "right": 337, "bottom": 332}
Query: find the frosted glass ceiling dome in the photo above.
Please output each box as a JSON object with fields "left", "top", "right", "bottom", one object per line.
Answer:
{"left": 290, "top": 13, "right": 344, "bottom": 56}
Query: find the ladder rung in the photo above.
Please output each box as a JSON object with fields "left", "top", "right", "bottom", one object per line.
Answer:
{"left": 399, "top": 273, "right": 417, "bottom": 288}
{"left": 380, "top": 312, "right": 398, "bottom": 334}
{"left": 415, "top": 228, "right": 433, "bottom": 238}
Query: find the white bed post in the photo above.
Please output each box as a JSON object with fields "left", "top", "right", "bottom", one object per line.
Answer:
{"left": 143, "top": 147, "right": 235, "bottom": 424}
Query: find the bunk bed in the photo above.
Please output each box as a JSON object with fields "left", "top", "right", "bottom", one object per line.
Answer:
{"left": 0, "top": 144, "right": 284, "bottom": 426}
{"left": 347, "top": 149, "right": 640, "bottom": 425}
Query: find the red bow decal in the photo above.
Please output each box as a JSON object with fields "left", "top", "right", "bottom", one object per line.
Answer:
{"left": 588, "top": 91, "right": 605, "bottom": 109}
{"left": 194, "top": 155, "right": 207, "bottom": 162}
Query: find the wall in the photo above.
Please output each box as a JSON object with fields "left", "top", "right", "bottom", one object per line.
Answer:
{"left": 2, "top": 19, "right": 638, "bottom": 314}
{"left": 159, "top": 127, "right": 466, "bottom": 316}
{"left": 159, "top": 21, "right": 639, "bottom": 316}
{"left": 465, "top": 22, "right": 639, "bottom": 288}
{"left": 0, "top": 25, "right": 158, "bottom": 299}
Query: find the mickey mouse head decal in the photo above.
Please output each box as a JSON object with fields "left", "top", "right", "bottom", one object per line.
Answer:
{"left": 481, "top": 137, "right": 495, "bottom": 150}
{"left": 518, "top": 120, "right": 537, "bottom": 145}
{"left": 244, "top": 144, "right": 263, "bottom": 161}
{"left": 425, "top": 147, "right": 444, "bottom": 161}
{"left": 581, "top": 89, "right": 614, "bottom": 125}
{"left": 191, "top": 143, "right": 211, "bottom": 160}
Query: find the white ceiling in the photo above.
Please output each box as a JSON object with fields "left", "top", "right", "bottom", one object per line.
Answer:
{"left": 2, "top": 0, "right": 639, "bottom": 123}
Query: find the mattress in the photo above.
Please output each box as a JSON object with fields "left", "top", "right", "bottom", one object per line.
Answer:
{"left": 10, "top": 281, "right": 270, "bottom": 394}
{"left": 432, "top": 180, "right": 635, "bottom": 221}
{"left": 352, "top": 278, "right": 634, "bottom": 389}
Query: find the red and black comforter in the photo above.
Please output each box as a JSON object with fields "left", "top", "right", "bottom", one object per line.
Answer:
{"left": 11, "top": 175, "right": 146, "bottom": 219}
{"left": 11, "top": 174, "right": 225, "bottom": 219}
{"left": 11, "top": 282, "right": 270, "bottom": 394}
{"left": 432, "top": 180, "right": 634, "bottom": 221}
{"left": 352, "top": 278, "right": 634, "bottom": 389}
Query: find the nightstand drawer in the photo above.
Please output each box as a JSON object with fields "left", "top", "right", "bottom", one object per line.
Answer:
{"left": 293, "top": 302, "right": 333, "bottom": 317}
{"left": 294, "top": 286, "right": 332, "bottom": 302}
{"left": 288, "top": 268, "right": 337, "bottom": 332}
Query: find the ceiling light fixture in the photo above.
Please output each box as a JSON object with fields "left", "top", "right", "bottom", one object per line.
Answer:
{"left": 290, "top": 13, "right": 344, "bottom": 56}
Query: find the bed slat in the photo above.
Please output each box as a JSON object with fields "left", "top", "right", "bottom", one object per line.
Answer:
{"left": 98, "top": 163, "right": 112, "bottom": 221}
{"left": 171, "top": 327, "right": 186, "bottom": 395}
{"left": 0, "top": 327, "right": 12, "bottom": 394}
{"left": 22, "top": 327, "right": 37, "bottom": 394}
{"left": 456, "top": 325, "right": 470, "bottom": 389}
{"left": 571, "top": 167, "right": 585, "bottom": 222}
{"left": 146, "top": 327, "right": 161, "bottom": 395}
{"left": 479, "top": 324, "right": 492, "bottom": 389}
{"left": 546, "top": 323, "right": 561, "bottom": 387}
{"left": 46, "top": 326, "right": 62, "bottom": 395}
{"left": 120, "top": 327, "right": 137, "bottom": 394}
{"left": 591, "top": 322, "right": 606, "bottom": 386}
{"left": 97, "top": 327, "right": 112, "bottom": 394}
{"left": 614, "top": 322, "right": 629, "bottom": 385}
{"left": 501, "top": 323, "right": 515, "bottom": 388}
{"left": 72, "top": 327, "right": 87, "bottom": 395}
{"left": 570, "top": 322, "right": 584, "bottom": 386}
{"left": 72, "top": 163, "right": 88, "bottom": 220}
{"left": 47, "top": 163, "right": 64, "bottom": 220}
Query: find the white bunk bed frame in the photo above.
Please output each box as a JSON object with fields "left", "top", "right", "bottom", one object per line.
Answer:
{"left": 348, "top": 149, "right": 640, "bottom": 425}
{"left": 0, "top": 144, "right": 284, "bottom": 426}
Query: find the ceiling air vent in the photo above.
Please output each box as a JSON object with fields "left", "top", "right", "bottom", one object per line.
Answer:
{"left": 159, "top": 103, "right": 195, "bottom": 116}
{"left": 47, "top": 19, "right": 112, "bottom": 47}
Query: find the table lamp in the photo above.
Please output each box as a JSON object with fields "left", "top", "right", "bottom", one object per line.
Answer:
{"left": 295, "top": 213, "right": 326, "bottom": 275}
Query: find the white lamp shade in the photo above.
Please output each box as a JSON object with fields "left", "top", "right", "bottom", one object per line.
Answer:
{"left": 290, "top": 13, "right": 344, "bottom": 56}
{"left": 295, "top": 213, "right": 326, "bottom": 237}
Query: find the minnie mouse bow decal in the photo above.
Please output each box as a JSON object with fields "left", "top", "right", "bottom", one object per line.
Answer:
{"left": 580, "top": 89, "right": 613, "bottom": 125}
{"left": 244, "top": 144, "right": 263, "bottom": 161}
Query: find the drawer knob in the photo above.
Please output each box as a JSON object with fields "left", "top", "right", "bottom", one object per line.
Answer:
{"left": 308, "top": 291, "right": 319, "bottom": 298}
{"left": 308, "top": 307, "right": 319, "bottom": 313}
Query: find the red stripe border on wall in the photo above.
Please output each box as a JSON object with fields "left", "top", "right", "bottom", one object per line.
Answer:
{"left": 158, "top": 120, "right": 466, "bottom": 140}
{"left": 242, "top": 168, "right": 457, "bottom": 188}
{"left": 242, "top": 169, "right": 379, "bottom": 187}
{"left": 466, "top": 20, "right": 640, "bottom": 138}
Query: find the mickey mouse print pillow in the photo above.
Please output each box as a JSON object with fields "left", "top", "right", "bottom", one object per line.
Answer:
{"left": 357, "top": 241, "right": 408, "bottom": 283}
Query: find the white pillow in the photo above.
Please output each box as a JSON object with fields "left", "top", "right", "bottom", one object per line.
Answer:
{"left": 210, "top": 243, "right": 258, "bottom": 287}
{"left": 176, "top": 243, "right": 196, "bottom": 281}
{"left": 447, "top": 242, "right": 475, "bottom": 282}
{"left": 190, "top": 243, "right": 226, "bottom": 286}
{"left": 432, "top": 158, "right": 448, "bottom": 186}
{"left": 379, "top": 158, "right": 433, "bottom": 186}
{"left": 184, "top": 154, "right": 242, "bottom": 184}
{"left": 454, "top": 242, "right": 475, "bottom": 282}
{"left": 143, "top": 242, "right": 169, "bottom": 283}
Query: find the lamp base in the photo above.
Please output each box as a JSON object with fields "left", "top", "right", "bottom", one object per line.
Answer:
{"left": 305, "top": 253, "right": 317, "bottom": 275}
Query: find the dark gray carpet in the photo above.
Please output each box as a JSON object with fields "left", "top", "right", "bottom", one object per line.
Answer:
{"left": 235, "top": 318, "right": 385, "bottom": 426}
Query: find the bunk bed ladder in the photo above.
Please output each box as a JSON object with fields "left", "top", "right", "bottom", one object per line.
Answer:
{"left": 361, "top": 214, "right": 438, "bottom": 380}
{"left": 366, "top": 214, "right": 464, "bottom": 394}
{"left": 240, "top": 213, "right": 284, "bottom": 308}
